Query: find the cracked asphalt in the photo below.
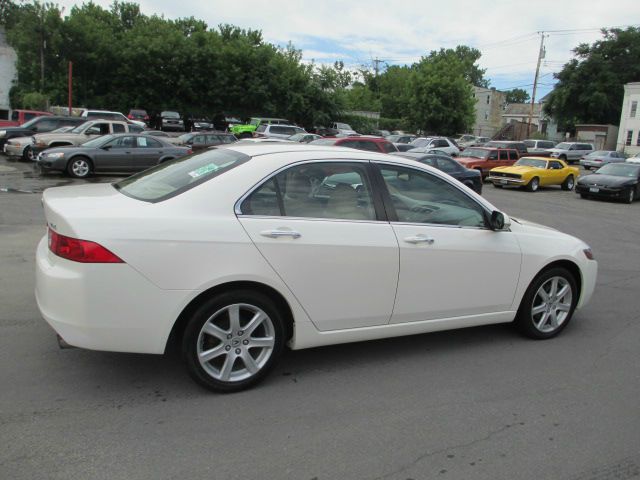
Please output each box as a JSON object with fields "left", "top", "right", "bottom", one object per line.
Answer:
{"left": 1, "top": 155, "right": 639, "bottom": 480}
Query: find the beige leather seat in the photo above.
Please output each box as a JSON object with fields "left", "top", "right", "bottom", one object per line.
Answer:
{"left": 325, "top": 184, "right": 369, "bottom": 220}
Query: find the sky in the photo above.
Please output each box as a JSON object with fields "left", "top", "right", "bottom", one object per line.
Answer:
{"left": 57, "top": 0, "right": 639, "bottom": 101}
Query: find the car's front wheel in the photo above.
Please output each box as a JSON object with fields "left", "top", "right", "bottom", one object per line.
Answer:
{"left": 561, "top": 175, "right": 575, "bottom": 191}
{"left": 515, "top": 267, "right": 577, "bottom": 339}
{"left": 22, "top": 146, "right": 35, "bottom": 162}
{"left": 67, "top": 157, "right": 92, "bottom": 178}
{"left": 624, "top": 188, "right": 635, "bottom": 204}
{"left": 526, "top": 177, "right": 540, "bottom": 192}
{"left": 183, "top": 290, "right": 286, "bottom": 392}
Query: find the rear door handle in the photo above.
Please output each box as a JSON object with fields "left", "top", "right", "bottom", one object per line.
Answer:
{"left": 260, "top": 229, "right": 301, "bottom": 239}
{"left": 404, "top": 234, "right": 435, "bottom": 245}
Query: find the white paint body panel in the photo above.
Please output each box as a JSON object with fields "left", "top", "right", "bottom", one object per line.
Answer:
{"left": 35, "top": 144, "right": 597, "bottom": 354}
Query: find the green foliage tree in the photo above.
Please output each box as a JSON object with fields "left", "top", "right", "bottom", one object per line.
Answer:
{"left": 408, "top": 52, "right": 475, "bottom": 135}
{"left": 544, "top": 27, "right": 640, "bottom": 130}
{"left": 505, "top": 88, "right": 530, "bottom": 104}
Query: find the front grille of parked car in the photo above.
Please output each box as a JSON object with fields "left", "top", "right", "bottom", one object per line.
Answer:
{"left": 492, "top": 172, "right": 521, "bottom": 179}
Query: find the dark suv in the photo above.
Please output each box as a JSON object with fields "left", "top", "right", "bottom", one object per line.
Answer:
{"left": 0, "top": 115, "right": 85, "bottom": 150}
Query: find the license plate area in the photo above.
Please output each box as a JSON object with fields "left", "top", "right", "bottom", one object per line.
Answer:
{"left": 589, "top": 187, "right": 599, "bottom": 193}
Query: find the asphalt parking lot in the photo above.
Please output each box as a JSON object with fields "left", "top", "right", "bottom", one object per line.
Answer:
{"left": 1, "top": 156, "right": 639, "bottom": 480}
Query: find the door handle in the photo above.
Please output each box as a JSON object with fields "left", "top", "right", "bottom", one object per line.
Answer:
{"left": 404, "top": 234, "right": 435, "bottom": 245}
{"left": 260, "top": 229, "right": 301, "bottom": 239}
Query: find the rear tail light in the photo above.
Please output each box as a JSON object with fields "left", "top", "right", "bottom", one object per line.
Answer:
{"left": 48, "top": 228, "right": 124, "bottom": 263}
{"left": 144, "top": 115, "right": 149, "bottom": 120}
{"left": 127, "top": 114, "right": 134, "bottom": 119}
{"left": 187, "top": 148, "right": 193, "bottom": 154}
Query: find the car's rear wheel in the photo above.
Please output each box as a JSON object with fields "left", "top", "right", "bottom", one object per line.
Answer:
{"left": 526, "top": 177, "right": 540, "bottom": 192}
{"left": 493, "top": 183, "right": 503, "bottom": 188}
{"left": 183, "top": 290, "right": 285, "bottom": 392}
{"left": 239, "top": 132, "right": 253, "bottom": 139}
{"left": 67, "top": 157, "right": 92, "bottom": 178}
{"left": 561, "top": 175, "right": 575, "bottom": 191}
{"left": 515, "top": 267, "right": 577, "bottom": 339}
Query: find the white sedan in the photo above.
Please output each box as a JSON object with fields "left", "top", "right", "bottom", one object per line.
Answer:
{"left": 36, "top": 144, "right": 597, "bottom": 392}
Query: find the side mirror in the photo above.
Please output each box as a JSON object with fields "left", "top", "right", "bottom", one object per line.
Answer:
{"left": 488, "top": 210, "right": 510, "bottom": 231}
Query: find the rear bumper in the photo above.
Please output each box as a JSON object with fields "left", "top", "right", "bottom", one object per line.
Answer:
{"left": 35, "top": 236, "right": 194, "bottom": 354}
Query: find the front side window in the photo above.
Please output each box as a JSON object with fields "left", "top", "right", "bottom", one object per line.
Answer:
{"left": 112, "top": 123, "right": 125, "bottom": 133}
{"left": 34, "top": 119, "right": 57, "bottom": 132}
{"left": 378, "top": 164, "right": 485, "bottom": 227}
{"left": 436, "top": 157, "right": 461, "bottom": 173}
{"left": 241, "top": 163, "right": 376, "bottom": 221}
{"left": 549, "top": 161, "right": 563, "bottom": 170}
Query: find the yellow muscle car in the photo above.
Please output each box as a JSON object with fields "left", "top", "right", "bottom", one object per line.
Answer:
{"left": 487, "top": 157, "right": 579, "bottom": 192}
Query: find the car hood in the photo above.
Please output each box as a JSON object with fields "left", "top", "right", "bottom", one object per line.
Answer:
{"left": 510, "top": 216, "right": 559, "bottom": 233}
{"left": 491, "top": 165, "right": 543, "bottom": 174}
{"left": 578, "top": 174, "right": 636, "bottom": 187}
{"left": 34, "top": 132, "right": 87, "bottom": 142}
{"left": 7, "top": 135, "right": 35, "bottom": 144}
{"left": 457, "top": 157, "right": 485, "bottom": 164}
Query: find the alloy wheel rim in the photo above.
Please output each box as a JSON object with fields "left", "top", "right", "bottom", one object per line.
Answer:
{"left": 26, "top": 147, "right": 34, "bottom": 161}
{"left": 531, "top": 179, "right": 539, "bottom": 191}
{"left": 196, "top": 303, "right": 275, "bottom": 382}
{"left": 72, "top": 160, "right": 89, "bottom": 177}
{"left": 531, "top": 276, "right": 572, "bottom": 333}
{"left": 567, "top": 177, "right": 574, "bottom": 189}
{"left": 629, "top": 190, "right": 634, "bottom": 202}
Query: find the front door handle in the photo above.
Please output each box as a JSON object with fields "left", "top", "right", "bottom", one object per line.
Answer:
{"left": 404, "top": 234, "right": 435, "bottom": 245}
{"left": 260, "top": 229, "right": 301, "bottom": 239}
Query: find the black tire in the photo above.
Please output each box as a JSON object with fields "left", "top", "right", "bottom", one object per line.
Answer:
{"left": 182, "top": 290, "right": 286, "bottom": 393}
{"left": 561, "top": 175, "right": 575, "bottom": 191}
{"left": 579, "top": 193, "right": 588, "bottom": 199}
{"left": 493, "top": 183, "right": 503, "bottom": 188}
{"left": 239, "top": 132, "right": 253, "bottom": 139}
{"left": 559, "top": 154, "right": 567, "bottom": 161}
{"left": 514, "top": 267, "right": 578, "bottom": 339}
{"left": 22, "top": 145, "right": 35, "bottom": 162}
{"left": 526, "top": 177, "right": 540, "bottom": 192}
{"left": 66, "top": 156, "right": 93, "bottom": 178}
{"left": 623, "top": 188, "right": 634, "bottom": 204}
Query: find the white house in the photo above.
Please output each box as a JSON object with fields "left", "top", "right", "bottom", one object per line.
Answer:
{"left": 615, "top": 82, "right": 640, "bottom": 156}
{"left": 471, "top": 86, "right": 506, "bottom": 137}
{"left": 0, "top": 27, "right": 17, "bottom": 119}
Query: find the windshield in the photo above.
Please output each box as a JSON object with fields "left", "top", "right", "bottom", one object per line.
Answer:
{"left": 335, "top": 123, "right": 352, "bottom": 130}
{"left": 161, "top": 111, "right": 180, "bottom": 118}
{"left": 515, "top": 158, "right": 547, "bottom": 168}
{"left": 19, "top": 117, "right": 44, "bottom": 129}
{"left": 461, "top": 148, "right": 488, "bottom": 159}
{"left": 587, "top": 151, "right": 609, "bottom": 157}
{"left": 51, "top": 126, "right": 73, "bottom": 133}
{"left": 81, "top": 135, "right": 113, "bottom": 148}
{"left": 554, "top": 142, "right": 572, "bottom": 150}
{"left": 115, "top": 148, "right": 250, "bottom": 202}
{"left": 70, "top": 121, "right": 92, "bottom": 133}
{"left": 595, "top": 163, "right": 640, "bottom": 177}
{"left": 179, "top": 133, "right": 196, "bottom": 142}
{"left": 288, "top": 133, "right": 305, "bottom": 141}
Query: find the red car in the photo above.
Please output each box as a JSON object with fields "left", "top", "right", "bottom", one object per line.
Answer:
{"left": 456, "top": 147, "right": 519, "bottom": 178}
{"left": 310, "top": 136, "right": 398, "bottom": 154}
{"left": 0, "top": 109, "right": 52, "bottom": 128}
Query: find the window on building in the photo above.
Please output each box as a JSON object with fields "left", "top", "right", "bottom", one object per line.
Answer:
{"left": 484, "top": 111, "right": 489, "bottom": 120}
{"left": 637, "top": 132, "right": 640, "bottom": 147}
{"left": 626, "top": 130, "right": 633, "bottom": 146}
{"left": 631, "top": 101, "right": 638, "bottom": 118}
{"left": 486, "top": 95, "right": 490, "bottom": 105}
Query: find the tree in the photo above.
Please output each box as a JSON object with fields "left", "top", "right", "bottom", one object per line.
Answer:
{"left": 544, "top": 27, "right": 640, "bottom": 130}
{"left": 408, "top": 51, "right": 475, "bottom": 135}
{"left": 427, "top": 46, "right": 489, "bottom": 88}
{"left": 505, "top": 88, "right": 530, "bottom": 104}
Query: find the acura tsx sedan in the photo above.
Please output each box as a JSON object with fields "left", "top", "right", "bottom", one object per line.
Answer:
{"left": 36, "top": 144, "right": 597, "bottom": 392}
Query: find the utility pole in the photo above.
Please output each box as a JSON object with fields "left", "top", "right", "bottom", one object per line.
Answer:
{"left": 68, "top": 61, "right": 73, "bottom": 116}
{"left": 373, "top": 57, "right": 382, "bottom": 77}
{"left": 527, "top": 32, "right": 545, "bottom": 137}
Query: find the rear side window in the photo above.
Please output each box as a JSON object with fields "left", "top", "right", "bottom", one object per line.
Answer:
{"left": 256, "top": 125, "right": 267, "bottom": 133}
{"left": 113, "top": 123, "right": 125, "bottom": 133}
{"left": 381, "top": 142, "right": 396, "bottom": 153}
{"left": 509, "top": 150, "right": 518, "bottom": 160}
{"left": 539, "top": 141, "right": 555, "bottom": 148}
{"left": 499, "top": 151, "right": 509, "bottom": 160}
{"left": 115, "top": 149, "right": 250, "bottom": 202}
{"left": 579, "top": 144, "right": 593, "bottom": 150}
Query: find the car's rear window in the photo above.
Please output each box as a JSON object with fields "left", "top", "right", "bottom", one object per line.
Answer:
{"left": 114, "top": 149, "right": 250, "bottom": 202}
